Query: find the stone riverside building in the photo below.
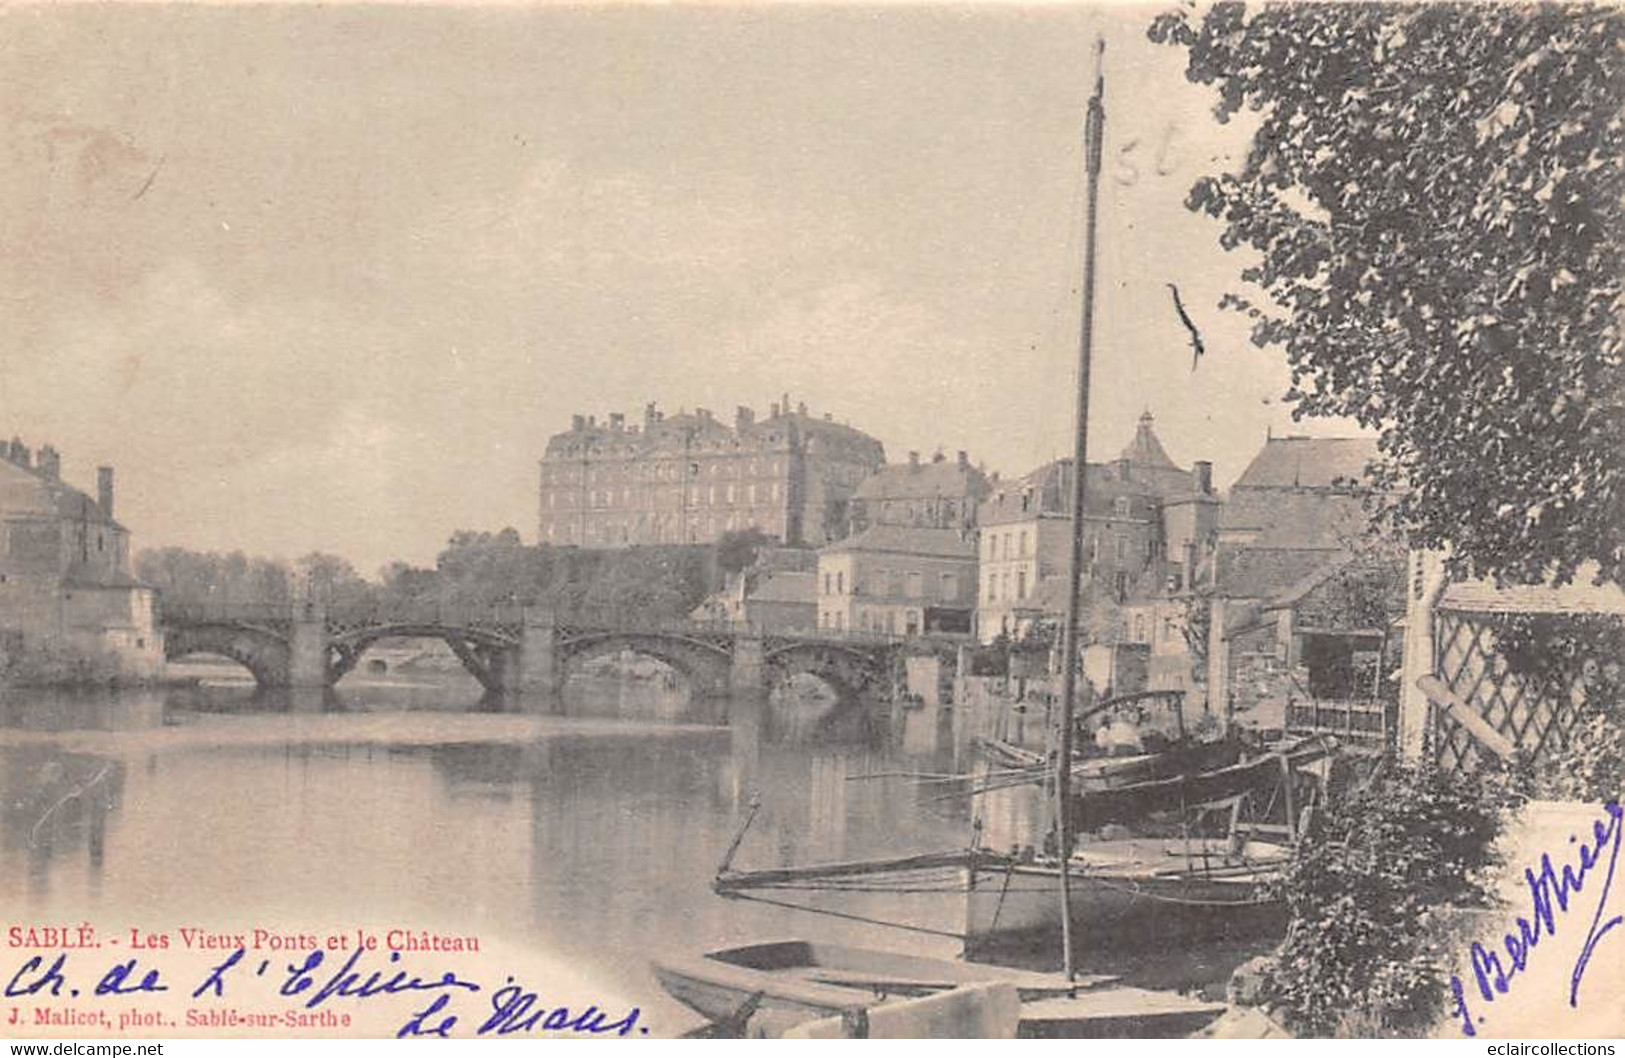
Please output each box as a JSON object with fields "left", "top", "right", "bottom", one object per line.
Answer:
{"left": 538, "top": 398, "right": 885, "bottom": 548}
{"left": 816, "top": 525, "right": 977, "bottom": 636}
{"left": 0, "top": 439, "right": 163, "bottom": 681}
{"left": 975, "top": 413, "right": 1217, "bottom": 642}
{"left": 846, "top": 449, "right": 991, "bottom": 534}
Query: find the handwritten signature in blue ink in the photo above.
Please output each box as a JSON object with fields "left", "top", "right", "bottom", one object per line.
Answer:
{"left": 6, "top": 947, "right": 645, "bottom": 1039}
{"left": 1450, "top": 800, "right": 1623, "bottom": 1037}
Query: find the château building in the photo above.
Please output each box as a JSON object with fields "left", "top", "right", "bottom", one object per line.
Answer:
{"left": 537, "top": 397, "right": 885, "bottom": 549}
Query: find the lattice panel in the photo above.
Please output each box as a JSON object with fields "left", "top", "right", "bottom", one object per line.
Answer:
{"left": 1431, "top": 611, "right": 1582, "bottom": 775}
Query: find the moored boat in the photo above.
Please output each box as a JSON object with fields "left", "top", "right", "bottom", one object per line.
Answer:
{"left": 962, "top": 836, "right": 1290, "bottom": 959}
{"left": 652, "top": 939, "right": 1224, "bottom": 1038}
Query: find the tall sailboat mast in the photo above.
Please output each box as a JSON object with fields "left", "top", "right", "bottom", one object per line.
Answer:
{"left": 1053, "top": 35, "right": 1107, "bottom": 985}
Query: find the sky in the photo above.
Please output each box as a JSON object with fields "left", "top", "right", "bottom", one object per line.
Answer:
{"left": 0, "top": 1, "right": 1365, "bottom": 574}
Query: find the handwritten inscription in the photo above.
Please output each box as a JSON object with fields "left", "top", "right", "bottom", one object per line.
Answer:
{"left": 1450, "top": 801, "right": 1623, "bottom": 1037}
{"left": 3, "top": 946, "right": 645, "bottom": 1038}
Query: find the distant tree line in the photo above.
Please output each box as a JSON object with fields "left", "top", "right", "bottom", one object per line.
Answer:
{"left": 135, "top": 529, "right": 778, "bottom": 626}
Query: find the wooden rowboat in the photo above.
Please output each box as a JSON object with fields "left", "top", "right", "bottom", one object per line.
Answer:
{"left": 652, "top": 939, "right": 1224, "bottom": 1038}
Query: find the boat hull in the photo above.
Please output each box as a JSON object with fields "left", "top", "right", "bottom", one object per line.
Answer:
{"left": 963, "top": 841, "right": 1287, "bottom": 959}
{"left": 651, "top": 939, "right": 1223, "bottom": 1038}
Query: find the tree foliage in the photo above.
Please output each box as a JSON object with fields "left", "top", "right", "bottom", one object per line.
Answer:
{"left": 1151, "top": 3, "right": 1625, "bottom": 586}
{"left": 1260, "top": 756, "right": 1518, "bottom": 1036}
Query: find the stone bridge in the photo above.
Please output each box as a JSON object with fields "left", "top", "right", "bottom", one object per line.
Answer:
{"left": 159, "top": 603, "right": 959, "bottom": 705}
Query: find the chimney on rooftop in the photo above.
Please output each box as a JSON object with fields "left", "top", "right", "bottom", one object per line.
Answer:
{"left": 735, "top": 405, "right": 755, "bottom": 432}
{"left": 37, "top": 445, "right": 60, "bottom": 481}
{"left": 571, "top": 414, "right": 586, "bottom": 431}
{"left": 823, "top": 412, "right": 832, "bottom": 422}
{"left": 97, "top": 466, "right": 114, "bottom": 520}
{"left": 1183, "top": 542, "right": 1198, "bottom": 591}
{"left": 8, "top": 439, "right": 30, "bottom": 468}
{"left": 796, "top": 401, "right": 807, "bottom": 416}
{"left": 956, "top": 450, "right": 968, "bottom": 470}
{"left": 769, "top": 402, "right": 781, "bottom": 418}
{"left": 932, "top": 449, "right": 945, "bottom": 464}
{"left": 1116, "top": 458, "right": 1132, "bottom": 482}
{"left": 1194, "top": 461, "right": 1213, "bottom": 495}
{"left": 644, "top": 402, "right": 659, "bottom": 430}
{"left": 908, "top": 451, "right": 920, "bottom": 470}
{"left": 609, "top": 412, "right": 625, "bottom": 431}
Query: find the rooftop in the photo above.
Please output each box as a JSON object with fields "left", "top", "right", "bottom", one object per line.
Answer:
{"left": 1232, "top": 435, "right": 1380, "bottom": 491}
{"left": 1439, "top": 564, "right": 1625, "bottom": 616}
{"left": 820, "top": 524, "right": 976, "bottom": 560}
{"left": 853, "top": 454, "right": 990, "bottom": 503}
{"left": 1117, "top": 411, "right": 1182, "bottom": 472}
{"left": 0, "top": 446, "right": 122, "bottom": 530}
{"left": 1219, "top": 489, "right": 1375, "bottom": 550}
{"left": 746, "top": 569, "right": 816, "bottom": 605}
{"left": 978, "top": 459, "right": 1162, "bottom": 527}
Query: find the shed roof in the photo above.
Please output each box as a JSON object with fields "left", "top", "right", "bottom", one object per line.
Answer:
{"left": 1438, "top": 565, "right": 1625, "bottom": 616}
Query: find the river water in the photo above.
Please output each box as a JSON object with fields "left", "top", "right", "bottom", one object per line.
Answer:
{"left": 1, "top": 664, "right": 1260, "bottom": 1037}
{"left": 0, "top": 664, "right": 1012, "bottom": 1036}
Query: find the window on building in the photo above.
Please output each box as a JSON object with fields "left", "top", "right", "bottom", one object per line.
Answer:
{"left": 991, "top": 535, "right": 1000, "bottom": 561}
{"left": 941, "top": 572, "right": 958, "bottom": 599}
{"left": 987, "top": 575, "right": 997, "bottom": 602}
{"left": 905, "top": 611, "right": 921, "bottom": 636}
{"left": 823, "top": 573, "right": 832, "bottom": 595}
{"left": 1017, "top": 570, "right": 1027, "bottom": 600}
{"left": 834, "top": 612, "right": 844, "bottom": 631}
{"left": 726, "top": 484, "right": 736, "bottom": 503}
{"left": 836, "top": 571, "right": 845, "bottom": 594}
{"left": 1115, "top": 496, "right": 1131, "bottom": 516}
{"left": 1114, "top": 571, "right": 1129, "bottom": 601}
{"left": 1115, "top": 535, "right": 1127, "bottom": 561}
{"left": 905, "top": 571, "right": 922, "bottom": 598}
{"left": 1020, "top": 530, "right": 1029, "bottom": 557}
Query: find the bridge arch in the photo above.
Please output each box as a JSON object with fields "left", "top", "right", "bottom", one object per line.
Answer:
{"left": 164, "top": 623, "right": 289, "bottom": 687}
{"left": 556, "top": 631, "right": 734, "bottom": 699}
{"left": 327, "top": 623, "right": 519, "bottom": 691}
{"left": 763, "top": 641, "right": 894, "bottom": 706}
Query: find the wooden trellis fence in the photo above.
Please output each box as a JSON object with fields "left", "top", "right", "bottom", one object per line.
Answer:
{"left": 1400, "top": 550, "right": 1625, "bottom": 774}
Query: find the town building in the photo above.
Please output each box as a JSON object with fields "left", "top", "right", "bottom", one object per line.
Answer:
{"left": 816, "top": 525, "right": 976, "bottom": 636}
{"left": 847, "top": 450, "right": 991, "bottom": 534}
{"left": 537, "top": 397, "right": 885, "bottom": 549}
{"left": 1201, "top": 435, "right": 1405, "bottom": 732}
{"left": 975, "top": 415, "right": 1213, "bottom": 643}
{"left": 690, "top": 547, "right": 817, "bottom": 633}
{"left": 0, "top": 439, "right": 162, "bottom": 682}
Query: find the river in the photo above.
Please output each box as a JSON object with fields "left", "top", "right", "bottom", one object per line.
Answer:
{"left": 0, "top": 664, "right": 1261, "bottom": 1037}
{"left": 0, "top": 663, "right": 1008, "bottom": 1036}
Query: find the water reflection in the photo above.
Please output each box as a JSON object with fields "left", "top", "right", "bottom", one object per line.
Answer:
{"left": 0, "top": 674, "right": 984, "bottom": 1033}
